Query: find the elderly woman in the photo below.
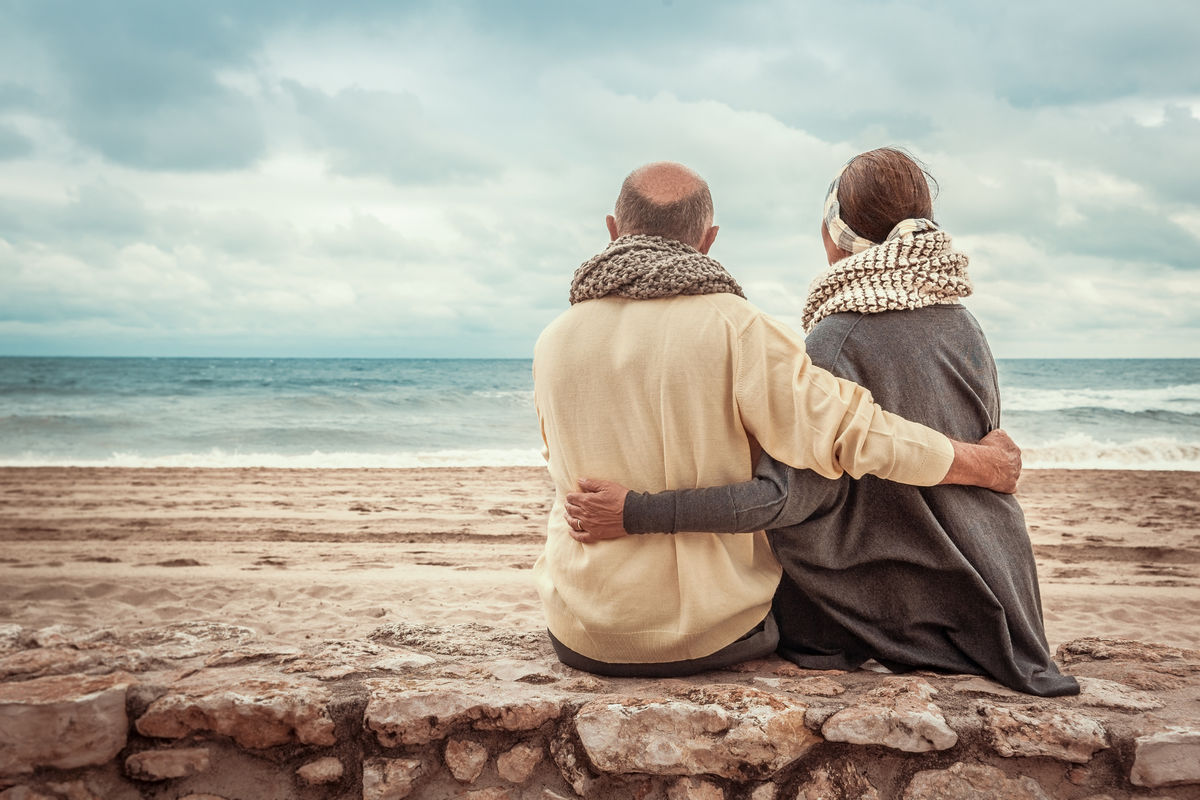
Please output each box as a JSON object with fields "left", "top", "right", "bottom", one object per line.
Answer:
{"left": 568, "top": 149, "right": 1078, "bottom": 696}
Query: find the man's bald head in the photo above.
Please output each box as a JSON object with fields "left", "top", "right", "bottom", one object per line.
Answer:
{"left": 611, "top": 162, "right": 715, "bottom": 249}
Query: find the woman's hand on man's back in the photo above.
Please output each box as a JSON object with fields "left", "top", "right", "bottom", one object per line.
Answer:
{"left": 565, "top": 478, "right": 631, "bottom": 543}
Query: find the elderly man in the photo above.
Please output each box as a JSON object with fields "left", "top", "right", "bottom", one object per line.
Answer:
{"left": 532, "top": 162, "right": 1018, "bottom": 677}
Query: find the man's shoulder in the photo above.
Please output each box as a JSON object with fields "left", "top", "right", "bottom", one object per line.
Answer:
{"left": 694, "top": 291, "right": 761, "bottom": 318}
{"left": 539, "top": 294, "right": 762, "bottom": 334}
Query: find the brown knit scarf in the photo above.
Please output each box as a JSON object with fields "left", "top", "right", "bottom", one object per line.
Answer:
{"left": 569, "top": 234, "right": 745, "bottom": 305}
{"left": 802, "top": 229, "right": 972, "bottom": 333}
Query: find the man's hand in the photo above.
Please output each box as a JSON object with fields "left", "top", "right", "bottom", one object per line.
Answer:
{"left": 564, "top": 478, "right": 631, "bottom": 543}
{"left": 940, "top": 429, "right": 1022, "bottom": 493}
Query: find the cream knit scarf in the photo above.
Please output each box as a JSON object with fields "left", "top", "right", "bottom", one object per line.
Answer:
{"left": 569, "top": 234, "right": 745, "bottom": 305}
{"left": 801, "top": 229, "right": 972, "bottom": 333}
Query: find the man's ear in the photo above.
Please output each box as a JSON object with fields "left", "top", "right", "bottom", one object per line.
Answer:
{"left": 698, "top": 225, "right": 719, "bottom": 254}
{"left": 606, "top": 215, "right": 619, "bottom": 241}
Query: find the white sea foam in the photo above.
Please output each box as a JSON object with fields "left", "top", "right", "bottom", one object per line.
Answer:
{"left": 4, "top": 438, "right": 1198, "bottom": 471}
{"left": 1023, "top": 434, "right": 1200, "bottom": 470}
{"left": 471, "top": 389, "right": 536, "bottom": 402}
{"left": 0, "top": 448, "right": 548, "bottom": 469}
{"left": 1003, "top": 383, "right": 1200, "bottom": 414}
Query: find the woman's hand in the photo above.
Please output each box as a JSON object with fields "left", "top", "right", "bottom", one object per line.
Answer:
{"left": 564, "top": 478, "right": 631, "bottom": 543}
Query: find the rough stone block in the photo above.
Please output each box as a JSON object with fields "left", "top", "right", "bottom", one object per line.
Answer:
{"left": 125, "top": 747, "right": 211, "bottom": 781}
{"left": 550, "top": 726, "right": 594, "bottom": 797}
{"left": 362, "top": 757, "right": 423, "bottom": 800}
{"left": 0, "top": 673, "right": 129, "bottom": 776}
{"left": 747, "top": 783, "right": 777, "bottom": 800}
{"left": 0, "top": 644, "right": 158, "bottom": 681}
{"left": 464, "top": 789, "right": 513, "bottom": 800}
{"left": 902, "top": 762, "right": 1051, "bottom": 800}
{"left": 445, "top": 738, "right": 489, "bottom": 783}
{"left": 954, "top": 676, "right": 1024, "bottom": 698}
{"left": 794, "top": 762, "right": 879, "bottom": 800}
{"left": 821, "top": 677, "right": 957, "bottom": 753}
{"left": 0, "top": 788, "right": 57, "bottom": 800}
{"left": 1074, "top": 677, "right": 1164, "bottom": 711}
{"left": 1130, "top": 726, "right": 1200, "bottom": 788}
{"left": 44, "top": 781, "right": 101, "bottom": 800}
{"left": 0, "top": 625, "right": 21, "bottom": 655}
{"left": 135, "top": 671, "right": 335, "bottom": 748}
{"left": 1056, "top": 637, "right": 1200, "bottom": 665}
{"left": 365, "top": 681, "right": 564, "bottom": 746}
{"left": 575, "top": 685, "right": 818, "bottom": 779}
{"left": 496, "top": 742, "right": 543, "bottom": 783}
{"left": 297, "top": 756, "right": 344, "bottom": 785}
{"left": 979, "top": 703, "right": 1108, "bottom": 763}
{"left": 480, "top": 658, "right": 560, "bottom": 683}
{"left": 667, "top": 776, "right": 725, "bottom": 800}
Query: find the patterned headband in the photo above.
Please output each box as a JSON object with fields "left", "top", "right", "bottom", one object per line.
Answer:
{"left": 822, "top": 161, "right": 939, "bottom": 255}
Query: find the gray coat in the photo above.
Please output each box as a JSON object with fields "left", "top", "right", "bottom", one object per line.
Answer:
{"left": 625, "top": 305, "right": 1079, "bottom": 696}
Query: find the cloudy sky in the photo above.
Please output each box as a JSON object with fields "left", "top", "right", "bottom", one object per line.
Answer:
{"left": 1, "top": 0, "right": 1198, "bottom": 358}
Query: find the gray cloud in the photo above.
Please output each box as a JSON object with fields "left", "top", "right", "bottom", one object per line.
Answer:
{"left": 0, "top": 124, "right": 33, "bottom": 159}
{"left": 284, "top": 82, "right": 496, "bottom": 184}
{"left": 1102, "top": 106, "right": 1200, "bottom": 205}
{"left": 73, "top": 91, "right": 266, "bottom": 171}
{"left": 0, "top": 83, "right": 40, "bottom": 111}
{"left": 8, "top": 1, "right": 269, "bottom": 169}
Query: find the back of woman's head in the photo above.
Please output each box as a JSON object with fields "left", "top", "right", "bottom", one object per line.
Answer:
{"left": 837, "top": 148, "right": 936, "bottom": 243}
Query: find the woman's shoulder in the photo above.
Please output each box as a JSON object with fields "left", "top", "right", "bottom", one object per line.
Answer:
{"left": 809, "top": 306, "right": 987, "bottom": 363}
{"left": 808, "top": 305, "right": 1000, "bottom": 432}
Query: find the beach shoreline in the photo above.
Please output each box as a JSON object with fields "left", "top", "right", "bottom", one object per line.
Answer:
{"left": 1, "top": 466, "right": 1197, "bottom": 653}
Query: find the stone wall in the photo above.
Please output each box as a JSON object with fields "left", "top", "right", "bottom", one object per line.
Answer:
{"left": 1, "top": 622, "right": 1198, "bottom": 800}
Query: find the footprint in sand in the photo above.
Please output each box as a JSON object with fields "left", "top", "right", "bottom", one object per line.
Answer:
{"left": 150, "top": 559, "right": 206, "bottom": 567}
{"left": 19, "top": 583, "right": 84, "bottom": 601}
{"left": 115, "top": 587, "right": 182, "bottom": 605}
{"left": 301, "top": 584, "right": 349, "bottom": 600}
{"left": 82, "top": 582, "right": 123, "bottom": 598}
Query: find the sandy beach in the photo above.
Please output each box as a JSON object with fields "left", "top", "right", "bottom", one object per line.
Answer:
{"left": 1, "top": 466, "right": 1197, "bottom": 656}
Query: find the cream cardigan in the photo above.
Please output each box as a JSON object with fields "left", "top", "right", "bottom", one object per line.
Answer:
{"left": 532, "top": 293, "right": 953, "bottom": 663}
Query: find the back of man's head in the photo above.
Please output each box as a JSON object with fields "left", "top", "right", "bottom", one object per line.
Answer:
{"left": 613, "top": 162, "right": 714, "bottom": 249}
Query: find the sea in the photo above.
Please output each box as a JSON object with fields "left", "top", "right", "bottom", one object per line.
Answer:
{"left": 0, "top": 357, "right": 1198, "bottom": 471}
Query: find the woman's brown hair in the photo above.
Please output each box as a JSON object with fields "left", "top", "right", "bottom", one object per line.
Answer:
{"left": 838, "top": 148, "right": 938, "bottom": 243}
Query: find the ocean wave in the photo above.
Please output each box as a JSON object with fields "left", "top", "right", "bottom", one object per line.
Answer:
{"left": 3, "top": 437, "right": 1197, "bottom": 471}
{"left": 1003, "top": 383, "right": 1200, "bottom": 414}
{"left": 1023, "top": 434, "right": 1200, "bottom": 470}
{"left": 472, "top": 389, "right": 536, "bottom": 403}
{"left": 0, "top": 448, "right": 548, "bottom": 469}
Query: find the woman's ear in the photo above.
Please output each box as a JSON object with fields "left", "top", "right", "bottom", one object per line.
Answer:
{"left": 821, "top": 221, "right": 850, "bottom": 265}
